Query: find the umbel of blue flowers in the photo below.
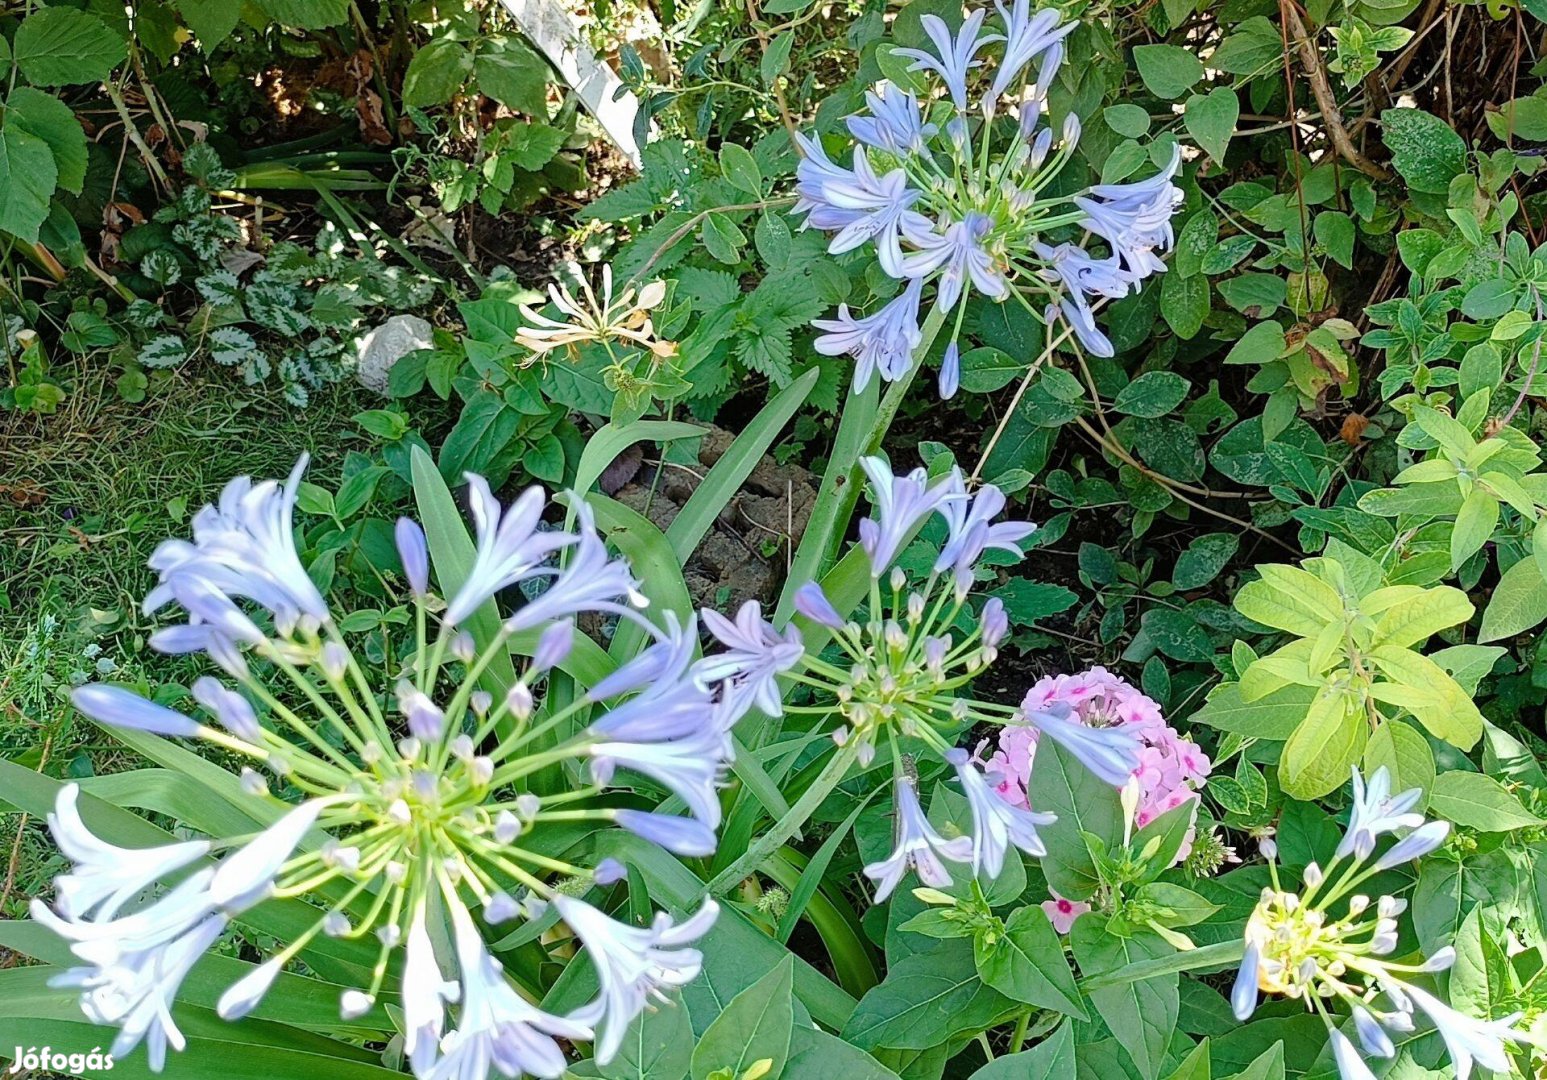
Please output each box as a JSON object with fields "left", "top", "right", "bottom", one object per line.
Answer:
{"left": 48, "top": 456, "right": 760, "bottom": 1079}
{"left": 693, "top": 457, "right": 1143, "bottom": 900}
{"left": 1232, "top": 768, "right": 1533, "bottom": 1080}
{"left": 795, "top": 0, "right": 1182, "bottom": 396}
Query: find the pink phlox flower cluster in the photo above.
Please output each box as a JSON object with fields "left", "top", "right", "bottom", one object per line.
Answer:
{"left": 984, "top": 665, "right": 1211, "bottom": 845}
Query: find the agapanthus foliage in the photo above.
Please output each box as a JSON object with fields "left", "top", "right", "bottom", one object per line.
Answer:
{"left": 795, "top": 0, "right": 1182, "bottom": 396}
{"left": 696, "top": 455, "right": 1144, "bottom": 901}
{"left": 1232, "top": 768, "right": 1533, "bottom": 1080}
{"left": 47, "top": 457, "right": 757, "bottom": 1077}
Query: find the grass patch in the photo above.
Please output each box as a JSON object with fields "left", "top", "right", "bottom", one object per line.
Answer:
{"left": 0, "top": 362, "right": 373, "bottom": 918}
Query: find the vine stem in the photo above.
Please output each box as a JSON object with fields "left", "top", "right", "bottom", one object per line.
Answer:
{"left": 705, "top": 740, "right": 859, "bottom": 894}
{"left": 970, "top": 321, "right": 1075, "bottom": 483}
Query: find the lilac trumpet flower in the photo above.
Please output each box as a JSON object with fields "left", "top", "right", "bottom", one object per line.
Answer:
{"left": 431, "top": 895, "right": 594, "bottom": 1080}
{"left": 1018, "top": 702, "right": 1142, "bottom": 787}
{"left": 936, "top": 474, "right": 1037, "bottom": 590}
{"left": 857, "top": 456, "right": 965, "bottom": 573}
{"left": 1337, "top": 765, "right": 1424, "bottom": 860}
{"left": 950, "top": 750, "right": 1054, "bottom": 876}
{"left": 899, "top": 213, "right": 1008, "bottom": 310}
{"left": 813, "top": 277, "right": 925, "bottom": 392}
{"left": 694, "top": 600, "right": 805, "bottom": 720}
{"left": 793, "top": 581, "right": 845, "bottom": 629}
{"left": 988, "top": 0, "right": 1076, "bottom": 102}
{"left": 615, "top": 810, "right": 718, "bottom": 856}
{"left": 556, "top": 897, "right": 718, "bottom": 1064}
{"left": 847, "top": 82, "right": 937, "bottom": 155}
{"left": 1074, "top": 145, "right": 1184, "bottom": 278}
{"left": 72, "top": 684, "right": 203, "bottom": 738}
{"left": 445, "top": 478, "right": 575, "bottom": 625}
{"left": 894, "top": 10, "right": 1001, "bottom": 112}
{"left": 144, "top": 457, "right": 329, "bottom": 639}
{"left": 863, "top": 777, "right": 973, "bottom": 900}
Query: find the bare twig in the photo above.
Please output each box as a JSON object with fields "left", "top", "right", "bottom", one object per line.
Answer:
{"left": 1283, "top": 4, "right": 1391, "bottom": 180}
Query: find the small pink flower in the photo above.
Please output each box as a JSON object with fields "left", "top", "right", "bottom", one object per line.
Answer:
{"left": 1041, "top": 892, "right": 1090, "bottom": 934}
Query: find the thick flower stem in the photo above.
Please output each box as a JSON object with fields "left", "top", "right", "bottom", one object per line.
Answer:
{"left": 776, "top": 300, "right": 951, "bottom": 624}
{"left": 705, "top": 740, "right": 860, "bottom": 894}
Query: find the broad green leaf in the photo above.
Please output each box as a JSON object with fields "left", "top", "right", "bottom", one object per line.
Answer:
{"left": 1362, "top": 720, "right": 1435, "bottom": 808}
{"left": 402, "top": 39, "right": 475, "bottom": 108}
{"left": 256, "top": 0, "right": 351, "bottom": 28}
{"left": 841, "top": 941, "right": 1013, "bottom": 1051}
{"left": 1184, "top": 86, "right": 1238, "bottom": 162}
{"left": 1429, "top": 772, "right": 1545, "bottom": 831}
{"left": 1162, "top": 1039, "right": 1210, "bottom": 1080}
{"left": 1279, "top": 683, "right": 1364, "bottom": 799}
{"left": 13, "top": 7, "right": 125, "bottom": 85}
{"left": 1226, "top": 1043, "right": 1284, "bottom": 1080}
{"left": 975, "top": 906, "right": 1087, "bottom": 1019}
{"left": 1173, "top": 533, "right": 1240, "bottom": 590}
{"left": 1366, "top": 645, "right": 1483, "bottom": 749}
{"left": 1027, "top": 739, "right": 1122, "bottom": 900}
{"left": 1072, "top": 926, "right": 1177, "bottom": 1080}
{"left": 969, "top": 1021, "right": 1076, "bottom": 1079}
{"left": 718, "top": 143, "right": 763, "bottom": 196}
{"left": 1114, "top": 371, "right": 1190, "bottom": 418}
{"left": 1190, "top": 682, "right": 1315, "bottom": 739}
{"left": 1479, "top": 556, "right": 1547, "bottom": 642}
{"left": 1233, "top": 566, "right": 1341, "bottom": 636}
{"left": 1451, "top": 489, "right": 1499, "bottom": 571}
{"left": 178, "top": 0, "right": 242, "bottom": 47}
{"left": 474, "top": 36, "right": 549, "bottom": 115}
{"left": 1223, "top": 321, "right": 1285, "bottom": 366}
{"left": 1133, "top": 44, "right": 1204, "bottom": 98}
{"left": 1369, "top": 585, "right": 1474, "bottom": 648}
{"left": 784, "top": 1024, "right": 900, "bottom": 1079}
{"left": 0, "top": 123, "right": 56, "bottom": 243}
{"left": 1381, "top": 107, "right": 1468, "bottom": 193}
{"left": 7, "top": 86, "right": 86, "bottom": 194}
{"left": 690, "top": 956, "right": 795, "bottom": 1080}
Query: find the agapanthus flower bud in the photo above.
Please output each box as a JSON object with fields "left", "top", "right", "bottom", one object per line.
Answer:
{"left": 395, "top": 517, "right": 429, "bottom": 597}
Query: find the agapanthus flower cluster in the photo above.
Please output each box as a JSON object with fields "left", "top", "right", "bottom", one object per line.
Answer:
{"left": 694, "top": 456, "right": 1143, "bottom": 901}
{"left": 796, "top": 0, "right": 1182, "bottom": 396}
{"left": 1232, "top": 768, "right": 1533, "bottom": 1080}
{"left": 47, "top": 456, "right": 754, "bottom": 1078}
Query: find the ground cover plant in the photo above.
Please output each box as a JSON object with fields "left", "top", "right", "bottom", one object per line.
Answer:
{"left": 4, "top": 1, "right": 1547, "bottom": 1080}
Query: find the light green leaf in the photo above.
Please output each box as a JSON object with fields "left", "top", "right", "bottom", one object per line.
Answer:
{"left": 0, "top": 123, "right": 56, "bottom": 242}
{"left": 7, "top": 86, "right": 86, "bottom": 195}
{"left": 1280, "top": 684, "right": 1364, "bottom": 799}
{"left": 1028, "top": 740, "right": 1123, "bottom": 900}
{"left": 970, "top": 1021, "right": 1076, "bottom": 1080}
{"left": 975, "top": 907, "right": 1087, "bottom": 1019}
{"left": 1479, "top": 556, "right": 1547, "bottom": 642}
{"left": 1429, "top": 772, "right": 1545, "bottom": 831}
{"left": 1362, "top": 720, "right": 1435, "bottom": 808}
{"left": 1072, "top": 927, "right": 1176, "bottom": 1080}
{"left": 1451, "top": 489, "right": 1499, "bottom": 571}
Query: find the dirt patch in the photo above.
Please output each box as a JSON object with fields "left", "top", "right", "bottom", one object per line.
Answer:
{"left": 607, "top": 426, "right": 820, "bottom": 611}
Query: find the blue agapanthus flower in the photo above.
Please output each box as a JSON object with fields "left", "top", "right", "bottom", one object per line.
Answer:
{"left": 794, "top": 3, "right": 1184, "bottom": 396}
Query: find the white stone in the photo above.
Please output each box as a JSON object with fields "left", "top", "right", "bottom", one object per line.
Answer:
{"left": 354, "top": 314, "right": 433, "bottom": 395}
